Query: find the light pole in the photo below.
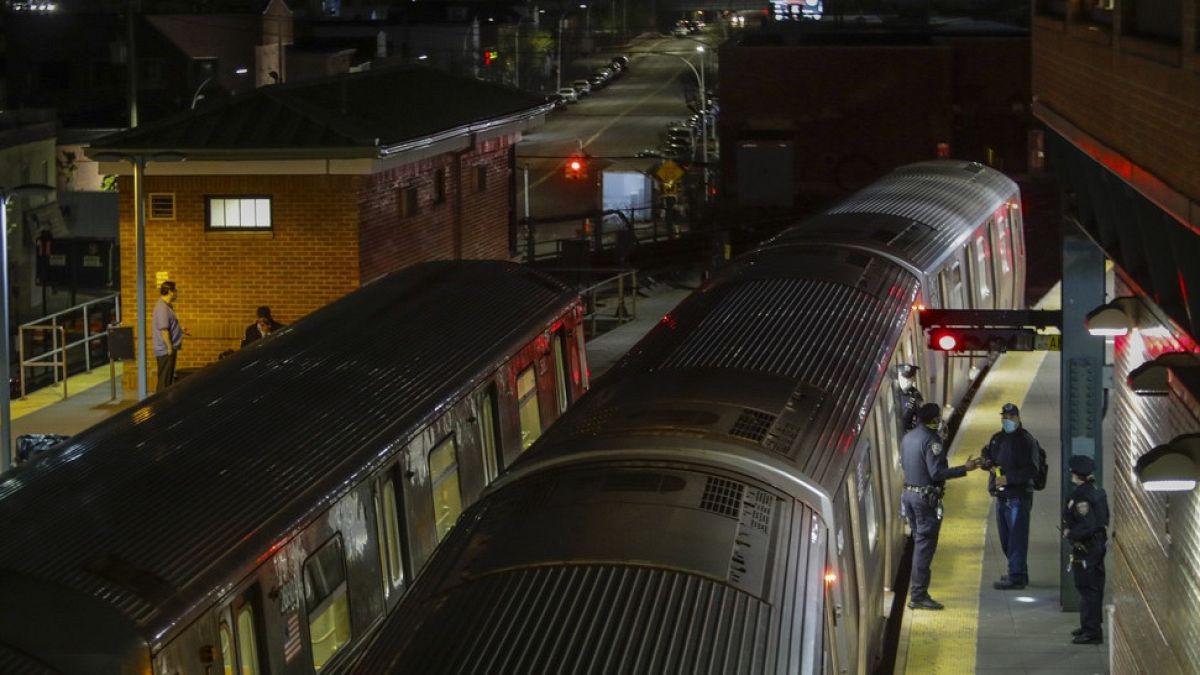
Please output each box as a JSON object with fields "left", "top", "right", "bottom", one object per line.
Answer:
{"left": 90, "top": 151, "right": 185, "bottom": 401}
{"left": 190, "top": 74, "right": 216, "bottom": 109}
{"left": 696, "top": 45, "right": 708, "bottom": 168}
{"left": 0, "top": 183, "right": 55, "bottom": 473}
{"left": 556, "top": 12, "right": 565, "bottom": 91}
{"left": 581, "top": 3, "right": 589, "bottom": 40}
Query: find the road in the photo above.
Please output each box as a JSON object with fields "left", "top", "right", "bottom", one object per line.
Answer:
{"left": 517, "top": 32, "right": 714, "bottom": 248}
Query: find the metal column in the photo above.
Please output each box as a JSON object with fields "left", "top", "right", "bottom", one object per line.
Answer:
{"left": 1059, "top": 221, "right": 1106, "bottom": 610}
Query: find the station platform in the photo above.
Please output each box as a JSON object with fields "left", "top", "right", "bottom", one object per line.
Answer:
{"left": 583, "top": 279, "right": 694, "bottom": 378}
{"left": 897, "top": 285, "right": 1110, "bottom": 674}
{"left": 5, "top": 363, "right": 135, "bottom": 453}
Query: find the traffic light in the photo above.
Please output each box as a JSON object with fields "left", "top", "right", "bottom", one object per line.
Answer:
{"left": 483, "top": 49, "right": 499, "bottom": 66}
{"left": 927, "top": 326, "right": 1040, "bottom": 353}
{"left": 564, "top": 155, "right": 588, "bottom": 180}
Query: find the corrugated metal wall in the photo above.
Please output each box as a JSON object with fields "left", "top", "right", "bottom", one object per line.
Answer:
{"left": 1110, "top": 281, "right": 1200, "bottom": 675}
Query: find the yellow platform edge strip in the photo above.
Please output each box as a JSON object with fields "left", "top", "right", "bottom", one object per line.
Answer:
{"left": 903, "top": 349, "right": 1048, "bottom": 674}
{"left": 10, "top": 363, "right": 124, "bottom": 421}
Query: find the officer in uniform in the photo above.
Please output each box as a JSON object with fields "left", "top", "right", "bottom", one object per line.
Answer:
{"left": 901, "top": 402, "right": 981, "bottom": 609}
{"left": 1062, "top": 454, "right": 1108, "bottom": 644}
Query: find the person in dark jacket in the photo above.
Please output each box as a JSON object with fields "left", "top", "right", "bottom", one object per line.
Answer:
{"left": 1063, "top": 454, "right": 1108, "bottom": 644}
{"left": 901, "top": 402, "right": 981, "bottom": 610}
{"left": 242, "top": 306, "right": 284, "bottom": 347}
{"left": 981, "top": 402, "right": 1042, "bottom": 589}
{"left": 896, "top": 364, "right": 924, "bottom": 431}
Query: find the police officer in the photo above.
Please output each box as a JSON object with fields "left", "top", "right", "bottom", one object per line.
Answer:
{"left": 981, "top": 402, "right": 1042, "bottom": 590}
{"left": 1063, "top": 454, "right": 1108, "bottom": 645}
{"left": 896, "top": 364, "right": 924, "bottom": 431}
{"left": 901, "top": 402, "right": 981, "bottom": 609}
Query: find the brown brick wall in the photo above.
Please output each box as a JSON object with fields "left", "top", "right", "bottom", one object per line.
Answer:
{"left": 359, "top": 136, "right": 515, "bottom": 280}
{"left": 1033, "top": 20, "right": 1200, "bottom": 200}
{"left": 117, "top": 173, "right": 361, "bottom": 388}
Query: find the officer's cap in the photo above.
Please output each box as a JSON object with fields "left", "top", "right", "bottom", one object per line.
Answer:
{"left": 916, "top": 403, "right": 941, "bottom": 424}
{"left": 1001, "top": 402, "right": 1020, "bottom": 416}
{"left": 1068, "top": 455, "right": 1096, "bottom": 476}
{"left": 899, "top": 364, "right": 919, "bottom": 378}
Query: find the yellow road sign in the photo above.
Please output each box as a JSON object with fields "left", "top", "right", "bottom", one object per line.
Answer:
{"left": 656, "top": 160, "right": 684, "bottom": 184}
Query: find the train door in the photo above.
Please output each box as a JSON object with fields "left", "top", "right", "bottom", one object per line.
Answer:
{"left": 372, "top": 466, "right": 408, "bottom": 610}
{"left": 476, "top": 385, "right": 503, "bottom": 483}
{"left": 218, "top": 587, "right": 267, "bottom": 675}
{"left": 1008, "top": 203, "right": 1027, "bottom": 305}
{"left": 938, "top": 258, "right": 970, "bottom": 410}
{"left": 428, "top": 434, "right": 464, "bottom": 543}
{"left": 846, "top": 444, "right": 884, "bottom": 674}
{"left": 869, "top": 379, "right": 904, "bottom": 594}
{"left": 968, "top": 228, "right": 996, "bottom": 311}
{"left": 991, "top": 214, "right": 1015, "bottom": 310}
{"left": 552, "top": 330, "right": 570, "bottom": 415}
{"left": 516, "top": 365, "right": 542, "bottom": 451}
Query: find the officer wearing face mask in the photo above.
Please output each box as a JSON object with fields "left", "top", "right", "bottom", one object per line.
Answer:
{"left": 980, "top": 402, "right": 1042, "bottom": 590}
{"left": 901, "top": 402, "right": 981, "bottom": 610}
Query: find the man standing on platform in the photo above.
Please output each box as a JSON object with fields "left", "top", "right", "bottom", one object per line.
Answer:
{"left": 153, "top": 281, "right": 185, "bottom": 391}
{"left": 982, "top": 402, "right": 1042, "bottom": 590}
{"left": 901, "top": 403, "right": 981, "bottom": 610}
{"left": 1063, "top": 455, "right": 1108, "bottom": 645}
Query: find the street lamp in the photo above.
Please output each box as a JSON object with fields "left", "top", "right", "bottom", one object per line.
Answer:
{"left": 90, "top": 151, "right": 186, "bottom": 401}
{"left": 0, "top": 183, "right": 56, "bottom": 473}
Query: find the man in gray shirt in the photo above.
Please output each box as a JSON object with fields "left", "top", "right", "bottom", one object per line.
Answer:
{"left": 152, "top": 281, "right": 184, "bottom": 391}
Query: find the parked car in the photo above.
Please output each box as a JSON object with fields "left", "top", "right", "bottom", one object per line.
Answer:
{"left": 611, "top": 55, "right": 630, "bottom": 72}
{"left": 547, "top": 93, "right": 568, "bottom": 110}
{"left": 672, "top": 25, "right": 689, "bottom": 37}
{"left": 589, "top": 74, "right": 607, "bottom": 89}
{"left": 634, "top": 148, "right": 664, "bottom": 158}
{"left": 598, "top": 66, "right": 615, "bottom": 80}
{"left": 557, "top": 87, "right": 579, "bottom": 103}
{"left": 572, "top": 79, "right": 592, "bottom": 95}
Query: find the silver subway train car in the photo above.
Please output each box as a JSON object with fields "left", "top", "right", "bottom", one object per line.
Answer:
{"left": 340, "top": 161, "right": 1026, "bottom": 674}
{"left": 0, "top": 261, "right": 588, "bottom": 675}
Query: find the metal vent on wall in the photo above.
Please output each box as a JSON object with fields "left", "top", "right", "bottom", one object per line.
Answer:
{"left": 148, "top": 193, "right": 175, "bottom": 220}
{"left": 699, "top": 476, "right": 744, "bottom": 519}
{"left": 730, "top": 409, "right": 776, "bottom": 442}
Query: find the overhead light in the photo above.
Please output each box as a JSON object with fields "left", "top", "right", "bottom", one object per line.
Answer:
{"left": 1128, "top": 352, "right": 1200, "bottom": 396}
{"left": 417, "top": 54, "right": 428, "bottom": 61}
{"left": 1136, "top": 434, "right": 1200, "bottom": 492}
{"left": 1084, "top": 296, "right": 1141, "bottom": 337}
{"left": 696, "top": 45, "right": 705, "bottom": 52}
{"left": 235, "top": 67, "right": 249, "bottom": 75}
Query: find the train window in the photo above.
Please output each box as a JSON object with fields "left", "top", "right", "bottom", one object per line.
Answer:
{"left": 576, "top": 327, "right": 589, "bottom": 390}
{"left": 994, "top": 217, "right": 1012, "bottom": 276}
{"left": 304, "top": 536, "right": 352, "bottom": 670}
{"left": 373, "top": 474, "right": 404, "bottom": 593}
{"left": 516, "top": 366, "right": 542, "bottom": 450}
{"left": 219, "top": 621, "right": 233, "bottom": 675}
{"left": 940, "top": 262, "right": 965, "bottom": 310}
{"left": 479, "top": 388, "right": 501, "bottom": 481}
{"left": 236, "top": 605, "right": 260, "bottom": 675}
{"left": 972, "top": 234, "right": 993, "bottom": 308}
{"left": 429, "top": 437, "right": 463, "bottom": 541}
{"left": 553, "top": 332, "right": 569, "bottom": 413}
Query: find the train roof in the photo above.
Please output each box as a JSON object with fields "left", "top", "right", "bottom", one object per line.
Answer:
{"left": 0, "top": 261, "right": 578, "bottom": 654}
{"left": 532, "top": 242, "right": 917, "bottom": 497}
{"left": 768, "top": 160, "right": 1019, "bottom": 273}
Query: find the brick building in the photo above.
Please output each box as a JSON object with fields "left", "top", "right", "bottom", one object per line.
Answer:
{"left": 1031, "top": 0, "right": 1200, "bottom": 671}
{"left": 718, "top": 23, "right": 1031, "bottom": 208}
{"left": 87, "top": 66, "right": 549, "bottom": 387}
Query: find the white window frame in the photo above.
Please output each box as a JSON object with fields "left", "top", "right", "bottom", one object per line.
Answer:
{"left": 207, "top": 196, "right": 273, "bottom": 231}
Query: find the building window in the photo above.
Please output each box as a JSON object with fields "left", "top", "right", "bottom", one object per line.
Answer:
{"left": 207, "top": 197, "right": 272, "bottom": 230}
{"left": 148, "top": 193, "right": 176, "bottom": 220}
{"left": 428, "top": 436, "right": 462, "bottom": 541}
{"left": 400, "top": 186, "right": 419, "bottom": 218}
{"left": 433, "top": 169, "right": 447, "bottom": 204}
{"left": 304, "top": 536, "right": 351, "bottom": 670}
{"left": 475, "top": 165, "right": 488, "bottom": 193}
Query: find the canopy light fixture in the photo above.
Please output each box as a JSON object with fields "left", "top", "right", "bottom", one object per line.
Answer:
{"left": 1136, "top": 434, "right": 1200, "bottom": 492}
{"left": 1085, "top": 296, "right": 1141, "bottom": 337}
{"left": 1127, "top": 352, "right": 1200, "bottom": 396}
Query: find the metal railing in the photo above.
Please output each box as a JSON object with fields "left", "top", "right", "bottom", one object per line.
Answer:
{"left": 18, "top": 293, "right": 121, "bottom": 400}
{"left": 545, "top": 268, "right": 638, "bottom": 337}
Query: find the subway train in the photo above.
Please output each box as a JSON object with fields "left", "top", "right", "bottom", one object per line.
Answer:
{"left": 0, "top": 261, "right": 588, "bottom": 675}
{"left": 339, "top": 161, "right": 1027, "bottom": 675}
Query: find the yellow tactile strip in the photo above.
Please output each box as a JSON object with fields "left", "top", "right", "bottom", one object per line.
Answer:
{"left": 902, "top": 349, "right": 1049, "bottom": 674}
{"left": 10, "top": 363, "right": 124, "bottom": 420}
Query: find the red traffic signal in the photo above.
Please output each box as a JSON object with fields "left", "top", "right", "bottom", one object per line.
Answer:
{"left": 931, "top": 329, "right": 959, "bottom": 351}
{"left": 483, "top": 49, "right": 499, "bottom": 65}
{"left": 564, "top": 155, "right": 588, "bottom": 180}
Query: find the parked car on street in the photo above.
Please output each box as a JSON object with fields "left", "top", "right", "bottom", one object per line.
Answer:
{"left": 557, "top": 87, "right": 579, "bottom": 103}
{"left": 572, "top": 79, "right": 592, "bottom": 96}
{"left": 611, "top": 55, "right": 630, "bottom": 71}
{"left": 547, "top": 94, "right": 568, "bottom": 110}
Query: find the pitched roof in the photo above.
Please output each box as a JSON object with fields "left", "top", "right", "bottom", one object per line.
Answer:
{"left": 89, "top": 66, "right": 549, "bottom": 159}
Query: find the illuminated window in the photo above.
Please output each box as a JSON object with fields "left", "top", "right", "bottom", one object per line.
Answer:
{"left": 517, "top": 366, "right": 542, "bottom": 450}
{"left": 864, "top": 480, "right": 879, "bottom": 551}
{"left": 304, "top": 537, "right": 351, "bottom": 670}
{"left": 974, "top": 234, "right": 992, "bottom": 302}
{"left": 429, "top": 437, "right": 463, "bottom": 540}
{"left": 207, "top": 197, "right": 272, "bottom": 230}
{"left": 237, "top": 605, "right": 260, "bottom": 675}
